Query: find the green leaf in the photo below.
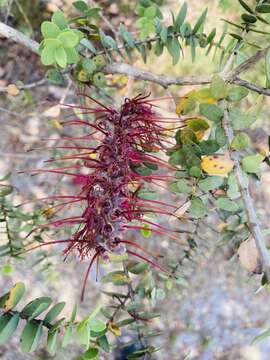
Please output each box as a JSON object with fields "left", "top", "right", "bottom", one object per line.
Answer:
{"left": 175, "top": 2, "right": 187, "bottom": 30}
{"left": 46, "top": 69, "right": 65, "bottom": 85}
{"left": 238, "top": 0, "right": 254, "bottom": 14}
{"left": 242, "top": 154, "right": 264, "bottom": 173}
{"left": 0, "top": 185, "right": 13, "bottom": 197}
{"left": 189, "top": 198, "right": 207, "bottom": 218}
{"left": 52, "top": 10, "right": 68, "bottom": 30}
{"left": 20, "top": 322, "right": 43, "bottom": 353}
{"left": 3, "top": 282, "right": 25, "bottom": 311}
{"left": 58, "top": 31, "right": 79, "bottom": 48}
{"left": 226, "top": 86, "right": 249, "bottom": 102}
{"left": 256, "top": 4, "right": 270, "bottom": 13}
{"left": 215, "top": 125, "right": 227, "bottom": 147}
{"left": 55, "top": 46, "right": 67, "bottom": 68}
{"left": 41, "top": 46, "right": 55, "bottom": 66}
{"left": 210, "top": 74, "right": 226, "bottom": 100}
{"left": 128, "top": 262, "right": 149, "bottom": 274}
{"left": 65, "top": 47, "right": 80, "bottom": 64}
{"left": 100, "top": 30, "right": 117, "bottom": 49}
{"left": 167, "top": 37, "right": 181, "bottom": 65}
{"left": 101, "top": 271, "right": 131, "bottom": 285}
{"left": 80, "top": 38, "right": 97, "bottom": 53}
{"left": 144, "top": 5, "right": 157, "bottom": 18}
{"left": 77, "top": 321, "right": 90, "bottom": 347}
{"left": 231, "top": 132, "right": 251, "bottom": 150}
{"left": 199, "top": 140, "right": 220, "bottom": 155}
{"left": 241, "top": 13, "right": 257, "bottom": 23}
{"left": 89, "top": 319, "right": 106, "bottom": 333}
{"left": 84, "top": 7, "right": 101, "bottom": 18}
{"left": 193, "top": 8, "right": 208, "bottom": 34}
{"left": 21, "top": 297, "right": 52, "bottom": 321}
{"left": 98, "top": 335, "right": 110, "bottom": 353}
{"left": 44, "top": 302, "right": 65, "bottom": 323}
{"left": 216, "top": 197, "right": 239, "bottom": 212}
{"left": 207, "top": 28, "right": 216, "bottom": 44}
{"left": 43, "top": 38, "right": 61, "bottom": 49}
{"left": 83, "top": 347, "right": 99, "bottom": 359}
{"left": 0, "top": 313, "right": 20, "bottom": 344}
{"left": 71, "top": 303, "right": 77, "bottom": 322}
{"left": 159, "top": 26, "right": 168, "bottom": 44}
{"left": 199, "top": 103, "right": 224, "bottom": 122}
{"left": 198, "top": 176, "right": 224, "bottom": 191}
{"left": 47, "top": 329, "right": 58, "bottom": 355}
{"left": 73, "top": 0, "right": 88, "bottom": 12}
{"left": 230, "top": 108, "right": 256, "bottom": 130}
{"left": 227, "top": 174, "right": 240, "bottom": 199}
{"left": 174, "top": 179, "right": 193, "bottom": 194}
{"left": 186, "top": 118, "right": 209, "bottom": 132}
{"left": 82, "top": 58, "right": 96, "bottom": 74}
{"left": 62, "top": 325, "right": 73, "bottom": 347}
{"left": 41, "top": 21, "right": 60, "bottom": 38}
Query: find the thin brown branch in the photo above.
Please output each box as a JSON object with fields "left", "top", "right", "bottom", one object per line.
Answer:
{"left": 228, "top": 46, "right": 270, "bottom": 79}
{"left": 232, "top": 77, "right": 270, "bottom": 96}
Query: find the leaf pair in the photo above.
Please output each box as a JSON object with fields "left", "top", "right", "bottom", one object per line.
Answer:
{"left": 40, "top": 10, "right": 81, "bottom": 68}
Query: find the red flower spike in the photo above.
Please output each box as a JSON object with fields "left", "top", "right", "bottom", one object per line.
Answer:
{"left": 25, "top": 94, "right": 181, "bottom": 300}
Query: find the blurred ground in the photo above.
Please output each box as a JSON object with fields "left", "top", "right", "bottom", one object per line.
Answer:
{"left": 1, "top": 0, "right": 270, "bottom": 359}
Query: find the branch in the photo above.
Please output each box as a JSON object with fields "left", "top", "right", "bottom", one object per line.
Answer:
{"left": 232, "top": 77, "right": 270, "bottom": 96}
{"left": 1, "top": 21, "right": 269, "bottom": 96}
{"left": 221, "top": 100, "right": 270, "bottom": 279}
{"left": 0, "top": 21, "right": 39, "bottom": 54}
{"left": 104, "top": 63, "right": 211, "bottom": 87}
{"left": 227, "top": 46, "right": 270, "bottom": 79}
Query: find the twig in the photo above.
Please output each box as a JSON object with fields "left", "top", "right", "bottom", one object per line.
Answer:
{"left": 104, "top": 63, "right": 211, "bottom": 87}
{"left": 219, "top": 28, "right": 270, "bottom": 279}
{"left": 0, "top": 78, "right": 48, "bottom": 92}
{"left": 232, "top": 77, "right": 270, "bottom": 96}
{"left": 88, "top": 0, "right": 120, "bottom": 42}
{"left": 220, "top": 100, "right": 270, "bottom": 279}
{"left": 227, "top": 46, "right": 270, "bottom": 79}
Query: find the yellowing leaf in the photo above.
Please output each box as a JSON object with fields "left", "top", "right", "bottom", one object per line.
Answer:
{"left": 201, "top": 155, "right": 234, "bottom": 176}
{"left": 176, "top": 90, "right": 196, "bottom": 115}
{"left": 43, "top": 105, "right": 61, "bottom": 118}
{"left": 193, "top": 88, "right": 216, "bottom": 104}
{"left": 7, "top": 84, "right": 20, "bottom": 96}
{"left": 49, "top": 119, "right": 63, "bottom": 129}
{"left": 42, "top": 207, "right": 55, "bottom": 217}
{"left": 108, "top": 252, "right": 128, "bottom": 263}
{"left": 108, "top": 321, "right": 121, "bottom": 337}
{"left": 4, "top": 282, "right": 25, "bottom": 311}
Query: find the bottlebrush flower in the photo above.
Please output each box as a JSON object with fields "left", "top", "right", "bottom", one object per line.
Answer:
{"left": 25, "top": 94, "right": 182, "bottom": 300}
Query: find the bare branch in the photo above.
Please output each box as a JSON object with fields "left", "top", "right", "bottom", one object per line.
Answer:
{"left": 228, "top": 46, "right": 270, "bottom": 79}
{"left": 0, "top": 21, "right": 39, "bottom": 54}
{"left": 104, "top": 63, "right": 211, "bottom": 87}
{"left": 232, "top": 78, "right": 270, "bottom": 96}
{"left": 221, "top": 100, "right": 270, "bottom": 279}
{"left": 0, "top": 78, "right": 48, "bottom": 93}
